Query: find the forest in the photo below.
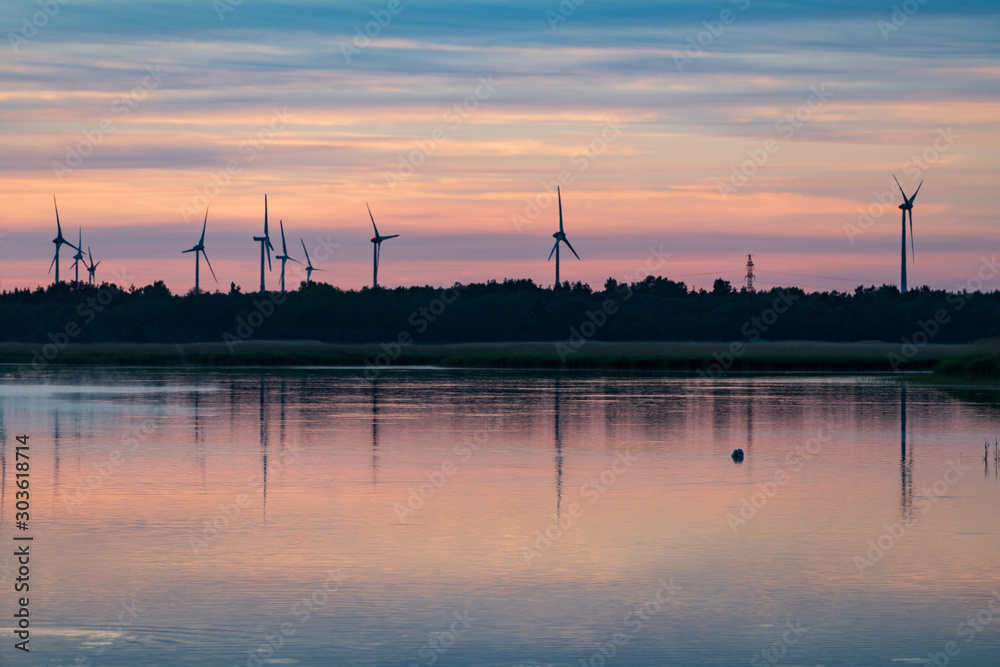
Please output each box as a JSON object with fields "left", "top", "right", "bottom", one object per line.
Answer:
{"left": 1, "top": 276, "right": 998, "bottom": 347}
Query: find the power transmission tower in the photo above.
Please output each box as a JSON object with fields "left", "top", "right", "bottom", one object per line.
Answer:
{"left": 745, "top": 254, "right": 755, "bottom": 293}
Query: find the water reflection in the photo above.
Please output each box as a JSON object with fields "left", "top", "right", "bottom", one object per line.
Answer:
{"left": 0, "top": 407, "right": 5, "bottom": 534}
{"left": 0, "top": 370, "right": 997, "bottom": 666}
{"left": 900, "top": 384, "right": 914, "bottom": 524}
{"left": 371, "top": 379, "right": 380, "bottom": 485}
{"left": 53, "top": 408, "right": 61, "bottom": 505}
{"left": 553, "top": 377, "right": 563, "bottom": 520}
{"left": 193, "top": 389, "right": 207, "bottom": 491}
{"left": 259, "top": 375, "right": 268, "bottom": 522}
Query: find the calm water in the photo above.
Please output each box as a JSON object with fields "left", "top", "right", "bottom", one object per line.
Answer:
{"left": 0, "top": 369, "right": 998, "bottom": 666}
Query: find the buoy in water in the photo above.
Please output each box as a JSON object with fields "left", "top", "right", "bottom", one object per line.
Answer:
{"left": 731, "top": 448, "right": 744, "bottom": 462}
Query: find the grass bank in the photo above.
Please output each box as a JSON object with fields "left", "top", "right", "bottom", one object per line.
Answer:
{"left": 932, "top": 351, "right": 1000, "bottom": 384}
{"left": 0, "top": 340, "right": 975, "bottom": 373}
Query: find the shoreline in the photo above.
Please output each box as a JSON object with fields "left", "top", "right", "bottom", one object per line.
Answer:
{"left": 0, "top": 340, "right": 980, "bottom": 373}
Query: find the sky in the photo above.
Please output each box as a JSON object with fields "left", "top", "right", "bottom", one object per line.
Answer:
{"left": 0, "top": 0, "right": 998, "bottom": 294}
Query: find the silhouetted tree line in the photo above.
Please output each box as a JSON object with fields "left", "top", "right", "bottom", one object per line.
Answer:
{"left": 1, "top": 277, "right": 999, "bottom": 345}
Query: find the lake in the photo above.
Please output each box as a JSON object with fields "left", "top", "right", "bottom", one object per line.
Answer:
{"left": 1, "top": 368, "right": 998, "bottom": 665}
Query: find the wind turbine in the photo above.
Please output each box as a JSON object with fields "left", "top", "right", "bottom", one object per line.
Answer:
{"left": 70, "top": 227, "right": 85, "bottom": 284}
{"left": 253, "top": 195, "right": 274, "bottom": 292}
{"left": 367, "top": 203, "right": 398, "bottom": 288}
{"left": 547, "top": 187, "right": 580, "bottom": 287}
{"left": 49, "top": 196, "right": 79, "bottom": 284}
{"left": 85, "top": 247, "right": 99, "bottom": 286}
{"left": 893, "top": 174, "right": 922, "bottom": 294}
{"left": 274, "top": 220, "right": 300, "bottom": 292}
{"left": 182, "top": 209, "right": 217, "bottom": 294}
{"left": 300, "top": 239, "right": 324, "bottom": 287}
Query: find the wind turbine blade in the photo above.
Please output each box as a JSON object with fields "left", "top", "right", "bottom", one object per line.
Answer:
{"left": 200, "top": 209, "right": 209, "bottom": 244}
{"left": 557, "top": 187, "right": 564, "bottom": 233}
{"left": 202, "top": 250, "right": 218, "bottom": 282}
{"left": 264, "top": 194, "right": 268, "bottom": 236}
{"left": 563, "top": 238, "right": 581, "bottom": 260}
{"left": 892, "top": 174, "right": 908, "bottom": 200}
{"left": 48, "top": 254, "right": 56, "bottom": 273}
{"left": 383, "top": 234, "right": 399, "bottom": 241}
{"left": 301, "top": 239, "right": 312, "bottom": 266}
{"left": 93, "top": 261, "right": 100, "bottom": 270}
{"left": 266, "top": 244, "right": 272, "bottom": 271}
{"left": 910, "top": 180, "right": 923, "bottom": 204}
{"left": 548, "top": 241, "right": 559, "bottom": 261}
{"left": 909, "top": 209, "right": 915, "bottom": 264}
{"left": 53, "top": 195, "right": 61, "bottom": 233}
{"left": 367, "top": 202, "right": 380, "bottom": 236}
{"left": 280, "top": 220, "right": 288, "bottom": 254}
{"left": 88, "top": 247, "right": 93, "bottom": 264}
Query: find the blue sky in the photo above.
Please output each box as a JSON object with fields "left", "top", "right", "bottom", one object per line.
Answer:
{"left": 1, "top": 0, "right": 998, "bottom": 292}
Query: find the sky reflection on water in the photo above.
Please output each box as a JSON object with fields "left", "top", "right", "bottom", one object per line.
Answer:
{"left": 0, "top": 369, "right": 998, "bottom": 665}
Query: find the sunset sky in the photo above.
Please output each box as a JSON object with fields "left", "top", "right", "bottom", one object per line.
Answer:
{"left": 1, "top": 0, "right": 997, "bottom": 294}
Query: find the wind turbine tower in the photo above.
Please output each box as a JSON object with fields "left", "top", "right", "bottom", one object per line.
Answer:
{"left": 85, "top": 247, "right": 99, "bottom": 286}
{"left": 893, "top": 174, "right": 922, "bottom": 294}
{"left": 49, "top": 196, "right": 79, "bottom": 284}
{"left": 182, "top": 209, "right": 218, "bottom": 294}
{"left": 548, "top": 187, "right": 580, "bottom": 288}
{"left": 300, "top": 239, "right": 324, "bottom": 287}
{"left": 70, "top": 228, "right": 85, "bottom": 284}
{"left": 367, "top": 203, "right": 399, "bottom": 289}
{"left": 274, "top": 220, "right": 300, "bottom": 292}
{"left": 253, "top": 195, "right": 274, "bottom": 292}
